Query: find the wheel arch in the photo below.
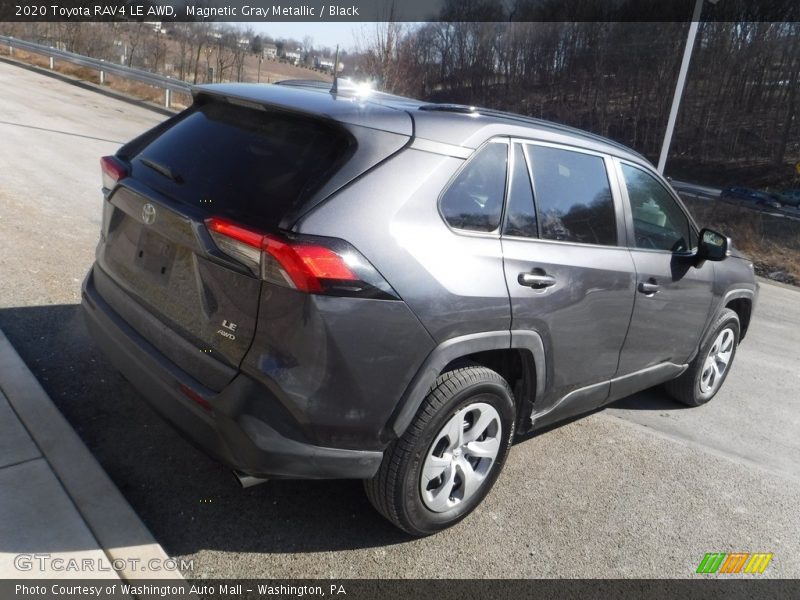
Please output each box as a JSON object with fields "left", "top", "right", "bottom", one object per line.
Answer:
{"left": 385, "top": 330, "right": 546, "bottom": 441}
{"left": 725, "top": 296, "right": 753, "bottom": 341}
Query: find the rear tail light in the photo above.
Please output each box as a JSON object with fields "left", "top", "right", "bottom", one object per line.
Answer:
{"left": 100, "top": 155, "right": 128, "bottom": 190}
{"left": 205, "top": 217, "right": 399, "bottom": 300}
{"left": 203, "top": 219, "right": 263, "bottom": 271}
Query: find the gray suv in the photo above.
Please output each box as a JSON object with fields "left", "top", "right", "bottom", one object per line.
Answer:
{"left": 82, "top": 81, "right": 757, "bottom": 536}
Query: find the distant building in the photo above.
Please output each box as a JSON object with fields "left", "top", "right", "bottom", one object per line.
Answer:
{"left": 262, "top": 43, "right": 278, "bottom": 59}
{"left": 315, "top": 57, "right": 336, "bottom": 72}
{"left": 283, "top": 49, "right": 302, "bottom": 65}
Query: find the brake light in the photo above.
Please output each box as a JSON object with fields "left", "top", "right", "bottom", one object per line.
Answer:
{"left": 205, "top": 218, "right": 264, "bottom": 248}
{"left": 261, "top": 235, "right": 357, "bottom": 293}
{"left": 205, "top": 217, "right": 397, "bottom": 299}
{"left": 100, "top": 155, "right": 128, "bottom": 189}
{"left": 204, "top": 217, "right": 264, "bottom": 272}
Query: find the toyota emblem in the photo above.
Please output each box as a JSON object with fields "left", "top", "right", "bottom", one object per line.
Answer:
{"left": 142, "top": 203, "right": 157, "bottom": 225}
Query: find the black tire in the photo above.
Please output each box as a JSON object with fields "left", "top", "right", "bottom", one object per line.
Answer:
{"left": 365, "top": 366, "right": 515, "bottom": 536}
{"left": 664, "top": 308, "right": 740, "bottom": 407}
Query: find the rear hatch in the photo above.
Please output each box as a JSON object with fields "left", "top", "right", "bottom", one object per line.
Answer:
{"left": 95, "top": 98, "right": 355, "bottom": 390}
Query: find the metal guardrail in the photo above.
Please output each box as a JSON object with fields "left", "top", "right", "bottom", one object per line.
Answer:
{"left": 0, "top": 35, "right": 191, "bottom": 107}
{"left": 670, "top": 180, "right": 722, "bottom": 200}
{"left": 671, "top": 180, "right": 799, "bottom": 222}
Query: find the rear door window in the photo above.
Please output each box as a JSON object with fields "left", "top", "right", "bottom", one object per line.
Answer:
{"left": 526, "top": 145, "right": 617, "bottom": 246}
{"left": 129, "top": 101, "right": 353, "bottom": 229}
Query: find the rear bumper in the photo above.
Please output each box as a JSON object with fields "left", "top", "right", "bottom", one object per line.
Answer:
{"left": 81, "top": 267, "right": 383, "bottom": 480}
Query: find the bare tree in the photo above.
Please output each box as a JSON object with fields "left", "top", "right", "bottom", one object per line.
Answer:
{"left": 9, "top": 7, "right": 799, "bottom": 187}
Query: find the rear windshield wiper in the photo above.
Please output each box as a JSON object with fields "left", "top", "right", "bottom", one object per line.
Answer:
{"left": 140, "top": 158, "right": 183, "bottom": 184}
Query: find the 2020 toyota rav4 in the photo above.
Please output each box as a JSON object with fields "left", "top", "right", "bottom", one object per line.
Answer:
{"left": 82, "top": 81, "right": 757, "bottom": 535}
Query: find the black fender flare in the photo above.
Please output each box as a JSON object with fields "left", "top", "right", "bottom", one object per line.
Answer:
{"left": 688, "top": 286, "right": 757, "bottom": 364}
{"left": 386, "top": 330, "right": 546, "bottom": 439}
{"left": 710, "top": 287, "right": 757, "bottom": 338}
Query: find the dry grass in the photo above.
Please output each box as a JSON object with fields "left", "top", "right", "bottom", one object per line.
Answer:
{"left": 6, "top": 48, "right": 329, "bottom": 109}
{"left": 683, "top": 198, "right": 800, "bottom": 285}
{"left": 10, "top": 49, "right": 188, "bottom": 109}
{"left": 104, "top": 73, "right": 191, "bottom": 108}
{"left": 239, "top": 56, "right": 331, "bottom": 85}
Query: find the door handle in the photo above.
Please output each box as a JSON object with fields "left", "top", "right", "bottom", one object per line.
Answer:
{"left": 638, "top": 280, "right": 660, "bottom": 295}
{"left": 518, "top": 272, "right": 557, "bottom": 289}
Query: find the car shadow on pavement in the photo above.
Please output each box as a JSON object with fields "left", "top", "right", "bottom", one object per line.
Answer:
{"left": 0, "top": 304, "right": 412, "bottom": 559}
{"left": 507, "top": 383, "right": 689, "bottom": 447}
{"left": 0, "top": 304, "right": 691, "bottom": 559}
{"left": 606, "top": 388, "right": 692, "bottom": 411}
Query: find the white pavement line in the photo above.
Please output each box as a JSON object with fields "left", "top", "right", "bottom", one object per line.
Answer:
{"left": 0, "top": 327, "right": 184, "bottom": 581}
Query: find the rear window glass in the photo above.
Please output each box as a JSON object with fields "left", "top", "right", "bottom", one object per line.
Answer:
{"left": 130, "top": 101, "right": 352, "bottom": 229}
{"left": 440, "top": 142, "right": 508, "bottom": 232}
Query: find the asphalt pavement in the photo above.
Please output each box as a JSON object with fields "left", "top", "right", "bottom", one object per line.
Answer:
{"left": 1, "top": 59, "right": 799, "bottom": 579}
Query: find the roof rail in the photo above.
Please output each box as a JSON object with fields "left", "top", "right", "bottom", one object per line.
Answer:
{"left": 419, "top": 104, "right": 477, "bottom": 114}
{"left": 416, "top": 101, "right": 645, "bottom": 161}
{"left": 478, "top": 107, "right": 646, "bottom": 160}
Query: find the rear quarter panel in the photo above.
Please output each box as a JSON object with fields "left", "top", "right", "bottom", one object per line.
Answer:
{"left": 295, "top": 148, "right": 512, "bottom": 342}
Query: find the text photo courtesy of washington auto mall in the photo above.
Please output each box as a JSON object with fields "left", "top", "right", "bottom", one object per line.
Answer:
{"left": 0, "top": 0, "right": 799, "bottom": 598}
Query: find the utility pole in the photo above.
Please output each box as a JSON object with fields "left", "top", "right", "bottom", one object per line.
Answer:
{"left": 657, "top": 0, "right": 705, "bottom": 175}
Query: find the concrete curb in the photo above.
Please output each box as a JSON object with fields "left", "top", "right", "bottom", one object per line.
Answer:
{"left": 0, "top": 327, "right": 184, "bottom": 582}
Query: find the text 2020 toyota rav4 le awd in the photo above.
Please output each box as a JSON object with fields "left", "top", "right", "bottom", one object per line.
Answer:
{"left": 82, "top": 81, "right": 757, "bottom": 536}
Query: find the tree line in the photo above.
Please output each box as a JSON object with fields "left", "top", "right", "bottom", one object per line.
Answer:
{"left": 4, "top": 11, "right": 798, "bottom": 186}
{"left": 354, "top": 17, "right": 799, "bottom": 184}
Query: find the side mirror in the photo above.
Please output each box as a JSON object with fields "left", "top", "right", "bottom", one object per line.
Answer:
{"left": 696, "top": 228, "right": 730, "bottom": 265}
